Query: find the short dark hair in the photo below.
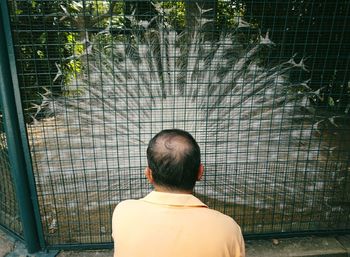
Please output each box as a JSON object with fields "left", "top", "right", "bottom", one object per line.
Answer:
{"left": 146, "top": 129, "right": 201, "bottom": 191}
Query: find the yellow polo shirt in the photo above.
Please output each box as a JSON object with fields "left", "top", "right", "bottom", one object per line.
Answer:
{"left": 112, "top": 191, "right": 245, "bottom": 257}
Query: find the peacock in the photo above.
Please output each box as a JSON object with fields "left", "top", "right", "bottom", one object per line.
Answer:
{"left": 27, "top": 11, "right": 346, "bottom": 240}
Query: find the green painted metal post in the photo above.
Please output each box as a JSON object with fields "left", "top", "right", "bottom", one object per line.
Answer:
{"left": 0, "top": 2, "right": 41, "bottom": 254}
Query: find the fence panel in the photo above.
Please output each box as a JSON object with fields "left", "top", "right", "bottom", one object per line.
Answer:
{"left": 5, "top": 0, "right": 350, "bottom": 248}
{"left": 0, "top": 110, "right": 22, "bottom": 238}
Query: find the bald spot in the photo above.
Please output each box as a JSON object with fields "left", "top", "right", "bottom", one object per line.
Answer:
{"left": 153, "top": 135, "right": 192, "bottom": 162}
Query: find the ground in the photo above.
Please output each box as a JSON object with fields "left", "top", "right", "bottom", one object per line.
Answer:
{"left": 1, "top": 228, "right": 350, "bottom": 257}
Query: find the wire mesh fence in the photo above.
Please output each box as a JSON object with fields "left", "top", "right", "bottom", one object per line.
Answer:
{"left": 0, "top": 110, "right": 22, "bottom": 238}
{"left": 4, "top": 0, "right": 350, "bottom": 248}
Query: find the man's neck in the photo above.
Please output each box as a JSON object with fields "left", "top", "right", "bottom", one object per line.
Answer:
{"left": 153, "top": 185, "right": 193, "bottom": 195}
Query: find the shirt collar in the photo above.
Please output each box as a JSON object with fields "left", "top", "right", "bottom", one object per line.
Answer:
{"left": 141, "top": 191, "right": 208, "bottom": 208}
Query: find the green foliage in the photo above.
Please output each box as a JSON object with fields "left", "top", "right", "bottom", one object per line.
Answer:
{"left": 155, "top": 0, "right": 245, "bottom": 30}
{"left": 59, "top": 0, "right": 125, "bottom": 29}
{"left": 158, "top": 1, "right": 186, "bottom": 29}
{"left": 8, "top": 0, "right": 84, "bottom": 115}
{"left": 8, "top": 0, "right": 127, "bottom": 117}
{"left": 14, "top": 0, "right": 346, "bottom": 121}
{"left": 242, "top": 0, "right": 350, "bottom": 115}
{"left": 63, "top": 32, "right": 84, "bottom": 85}
{"left": 216, "top": 0, "right": 244, "bottom": 28}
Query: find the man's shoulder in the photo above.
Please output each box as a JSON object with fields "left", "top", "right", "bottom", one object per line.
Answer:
{"left": 204, "top": 207, "right": 240, "bottom": 227}
{"left": 112, "top": 199, "right": 142, "bottom": 221}
{"left": 114, "top": 199, "right": 141, "bottom": 211}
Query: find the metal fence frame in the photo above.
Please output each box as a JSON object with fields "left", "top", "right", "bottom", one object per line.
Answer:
{"left": 0, "top": 1, "right": 43, "bottom": 253}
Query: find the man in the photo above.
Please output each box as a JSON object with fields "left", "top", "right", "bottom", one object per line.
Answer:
{"left": 112, "top": 129, "right": 245, "bottom": 257}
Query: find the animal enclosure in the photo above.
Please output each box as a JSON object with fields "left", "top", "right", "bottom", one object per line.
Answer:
{"left": 1, "top": 0, "right": 350, "bottom": 251}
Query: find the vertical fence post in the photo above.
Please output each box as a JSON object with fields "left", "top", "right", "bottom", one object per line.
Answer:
{"left": 0, "top": 2, "right": 41, "bottom": 254}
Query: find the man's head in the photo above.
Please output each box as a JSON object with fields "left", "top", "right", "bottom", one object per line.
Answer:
{"left": 146, "top": 129, "right": 203, "bottom": 192}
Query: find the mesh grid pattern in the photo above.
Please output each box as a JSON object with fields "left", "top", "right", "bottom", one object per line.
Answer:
{"left": 6, "top": 0, "right": 350, "bottom": 247}
{"left": 0, "top": 111, "right": 22, "bottom": 237}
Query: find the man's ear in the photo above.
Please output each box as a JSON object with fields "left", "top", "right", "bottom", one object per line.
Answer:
{"left": 197, "top": 164, "right": 204, "bottom": 181}
{"left": 145, "top": 166, "right": 154, "bottom": 184}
